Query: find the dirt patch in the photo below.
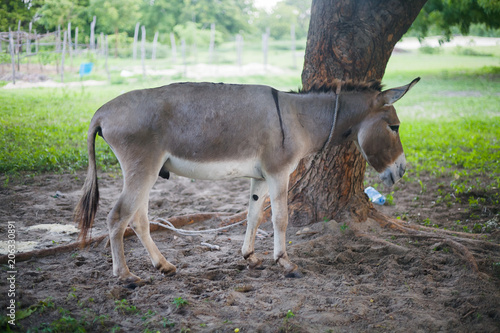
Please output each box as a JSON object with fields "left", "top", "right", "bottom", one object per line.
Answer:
{"left": 0, "top": 170, "right": 499, "bottom": 332}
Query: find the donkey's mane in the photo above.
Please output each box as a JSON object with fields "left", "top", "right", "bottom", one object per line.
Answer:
{"left": 296, "top": 79, "right": 384, "bottom": 94}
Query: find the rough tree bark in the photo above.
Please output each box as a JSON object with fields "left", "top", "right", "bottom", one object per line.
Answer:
{"left": 289, "top": 0, "right": 428, "bottom": 226}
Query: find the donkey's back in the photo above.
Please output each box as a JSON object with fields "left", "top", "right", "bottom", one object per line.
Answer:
{"left": 95, "top": 83, "right": 285, "bottom": 162}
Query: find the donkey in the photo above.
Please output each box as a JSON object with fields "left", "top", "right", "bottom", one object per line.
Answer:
{"left": 74, "top": 78, "right": 419, "bottom": 282}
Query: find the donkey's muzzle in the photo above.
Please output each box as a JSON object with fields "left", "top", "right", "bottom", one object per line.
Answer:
{"left": 379, "top": 154, "right": 406, "bottom": 187}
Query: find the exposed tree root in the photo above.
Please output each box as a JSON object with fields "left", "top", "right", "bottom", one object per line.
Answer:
{"left": 365, "top": 208, "right": 498, "bottom": 279}
{"left": 0, "top": 212, "right": 227, "bottom": 264}
{"left": 352, "top": 229, "right": 410, "bottom": 255}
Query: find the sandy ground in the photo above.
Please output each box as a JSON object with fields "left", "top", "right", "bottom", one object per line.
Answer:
{"left": 0, "top": 168, "right": 499, "bottom": 332}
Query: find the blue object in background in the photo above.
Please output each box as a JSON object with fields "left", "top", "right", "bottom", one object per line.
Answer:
{"left": 79, "top": 63, "right": 94, "bottom": 77}
{"left": 364, "top": 186, "right": 386, "bottom": 205}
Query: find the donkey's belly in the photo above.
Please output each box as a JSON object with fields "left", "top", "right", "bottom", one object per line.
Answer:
{"left": 164, "top": 155, "right": 262, "bottom": 180}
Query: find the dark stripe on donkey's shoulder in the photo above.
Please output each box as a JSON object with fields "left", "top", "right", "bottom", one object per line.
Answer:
{"left": 271, "top": 88, "right": 285, "bottom": 148}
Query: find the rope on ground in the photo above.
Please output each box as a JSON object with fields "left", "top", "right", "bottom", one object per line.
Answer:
{"left": 150, "top": 217, "right": 247, "bottom": 236}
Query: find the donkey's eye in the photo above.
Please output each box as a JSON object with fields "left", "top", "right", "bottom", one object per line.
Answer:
{"left": 389, "top": 125, "right": 399, "bottom": 133}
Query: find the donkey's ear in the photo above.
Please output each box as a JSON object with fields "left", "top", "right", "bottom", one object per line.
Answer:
{"left": 377, "top": 77, "right": 420, "bottom": 106}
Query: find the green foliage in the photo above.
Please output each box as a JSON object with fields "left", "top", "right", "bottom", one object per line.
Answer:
{"left": 1, "top": 0, "right": 307, "bottom": 44}
{"left": 37, "top": 0, "right": 88, "bottom": 32}
{"left": 172, "top": 297, "right": 189, "bottom": 309}
{"left": 409, "top": 0, "right": 500, "bottom": 41}
{"left": 419, "top": 45, "right": 441, "bottom": 54}
{"left": 35, "top": 307, "right": 88, "bottom": 333}
{"left": 89, "top": 0, "right": 140, "bottom": 36}
{"left": 114, "top": 299, "right": 139, "bottom": 314}
{"left": 37, "top": 297, "right": 56, "bottom": 313}
{"left": 454, "top": 46, "right": 493, "bottom": 57}
{"left": 255, "top": 0, "right": 310, "bottom": 40}
{"left": 173, "top": 21, "right": 223, "bottom": 47}
{"left": 385, "top": 192, "right": 395, "bottom": 206}
{"left": 140, "top": 309, "right": 156, "bottom": 322}
{"left": 162, "top": 317, "right": 176, "bottom": 328}
{"left": 0, "top": 0, "right": 41, "bottom": 32}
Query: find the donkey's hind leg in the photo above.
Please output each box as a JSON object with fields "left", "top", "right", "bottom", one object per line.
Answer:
{"left": 241, "top": 178, "right": 268, "bottom": 269}
{"left": 131, "top": 206, "right": 176, "bottom": 276}
{"left": 107, "top": 168, "right": 170, "bottom": 282}
{"left": 107, "top": 193, "right": 142, "bottom": 283}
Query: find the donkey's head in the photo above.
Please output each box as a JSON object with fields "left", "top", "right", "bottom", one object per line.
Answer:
{"left": 355, "top": 78, "right": 420, "bottom": 187}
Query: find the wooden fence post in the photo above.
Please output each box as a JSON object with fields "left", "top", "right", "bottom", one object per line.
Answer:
{"left": 152, "top": 30, "right": 159, "bottom": 67}
{"left": 141, "top": 25, "right": 146, "bottom": 78}
{"left": 75, "top": 27, "right": 78, "bottom": 52}
{"left": 105, "top": 35, "right": 110, "bottom": 82}
{"left": 170, "top": 32, "right": 177, "bottom": 63}
{"left": 61, "top": 30, "right": 67, "bottom": 82}
{"left": 291, "top": 23, "right": 297, "bottom": 69}
{"left": 181, "top": 38, "right": 187, "bottom": 76}
{"left": 35, "top": 29, "right": 38, "bottom": 54}
{"left": 236, "top": 34, "right": 243, "bottom": 67}
{"left": 36, "top": 30, "right": 43, "bottom": 73}
{"left": 209, "top": 23, "right": 215, "bottom": 64}
{"left": 100, "top": 32, "right": 104, "bottom": 55}
{"left": 262, "top": 28, "right": 270, "bottom": 69}
{"left": 27, "top": 22, "right": 32, "bottom": 71}
{"left": 17, "top": 20, "right": 21, "bottom": 71}
{"left": 67, "top": 22, "right": 72, "bottom": 55}
{"left": 9, "top": 29, "right": 16, "bottom": 84}
{"left": 68, "top": 22, "right": 73, "bottom": 67}
{"left": 56, "top": 26, "right": 61, "bottom": 74}
{"left": 90, "top": 16, "right": 96, "bottom": 50}
{"left": 133, "top": 22, "right": 140, "bottom": 60}
{"left": 27, "top": 22, "right": 32, "bottom": 55}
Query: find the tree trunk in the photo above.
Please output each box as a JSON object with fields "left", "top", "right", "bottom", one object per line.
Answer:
{"left": 289, "top": 0, "right": 427, "bottom": 226}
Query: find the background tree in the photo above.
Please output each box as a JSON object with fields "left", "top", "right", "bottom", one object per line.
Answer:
{"left": 410, "top": 0, "right": 500, "bottom": 41}
{"left": 0, "top": 0, "right": 42, "bottom": 31}
{"left": 140, "top": 0, "right": 253, "bottom": 45}
{"left": 88, "top": 0, "right": 141, "bottom": 56}
{"left": 36, "top": 0, "right": 88, "bottom": 32}
{"left": 139, "top": 0, "right": 183, "bottom": 41}
{"left": 254, "top": 0, "right": 311, "bottom": 40}
{"left": 288, "top": 0, "right": 428, "bottom": 226}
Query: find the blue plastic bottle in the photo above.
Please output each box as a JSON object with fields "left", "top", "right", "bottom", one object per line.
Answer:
{"left": 364, "top": 186, "right": 385, "bottom": 205}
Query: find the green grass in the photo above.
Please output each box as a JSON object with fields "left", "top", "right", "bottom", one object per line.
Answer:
{"left": 0, "top": 87, "right": 120, "bottom": 174}
{"left": 386, "top": 65, "right": 500, "bottom": 197}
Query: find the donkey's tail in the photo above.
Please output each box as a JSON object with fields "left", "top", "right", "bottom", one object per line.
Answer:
{"left": 74, "top": 121, "right": 101, "bottom": 247}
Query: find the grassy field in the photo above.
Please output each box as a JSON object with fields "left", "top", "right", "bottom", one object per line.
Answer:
{"left": 1, "top": 43, "right": 499, "bottom": 201}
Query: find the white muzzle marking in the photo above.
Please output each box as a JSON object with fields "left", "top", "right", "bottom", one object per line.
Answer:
{"left": 379, "top": 153, "right": 406, "bottom": 187}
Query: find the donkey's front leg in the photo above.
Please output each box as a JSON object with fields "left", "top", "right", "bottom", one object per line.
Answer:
{"left": 242, "top": 179, "right": 268, "bottom": 269}
{"left": 268, "top": 174, "right": 302, "bottom": 278}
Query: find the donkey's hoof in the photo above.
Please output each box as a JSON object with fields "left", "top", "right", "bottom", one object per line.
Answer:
{"left": 119, "top": 273, "right": 143, "bottom": 284}
{"left": 246, "top": 254, "right": 264, "bottom": 270}
{"left": 284, "top": 269, "right": 303, "bottom": 279}
{"left": 157, "top": 262, "right": 177, "bottom": 276}
{"left": 277, "top": 257, "right": 302, "bottom": 278}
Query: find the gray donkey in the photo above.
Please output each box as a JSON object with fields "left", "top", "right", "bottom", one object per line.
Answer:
{"left": 75, "top": 78, "right": 419, "bottom": 282}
